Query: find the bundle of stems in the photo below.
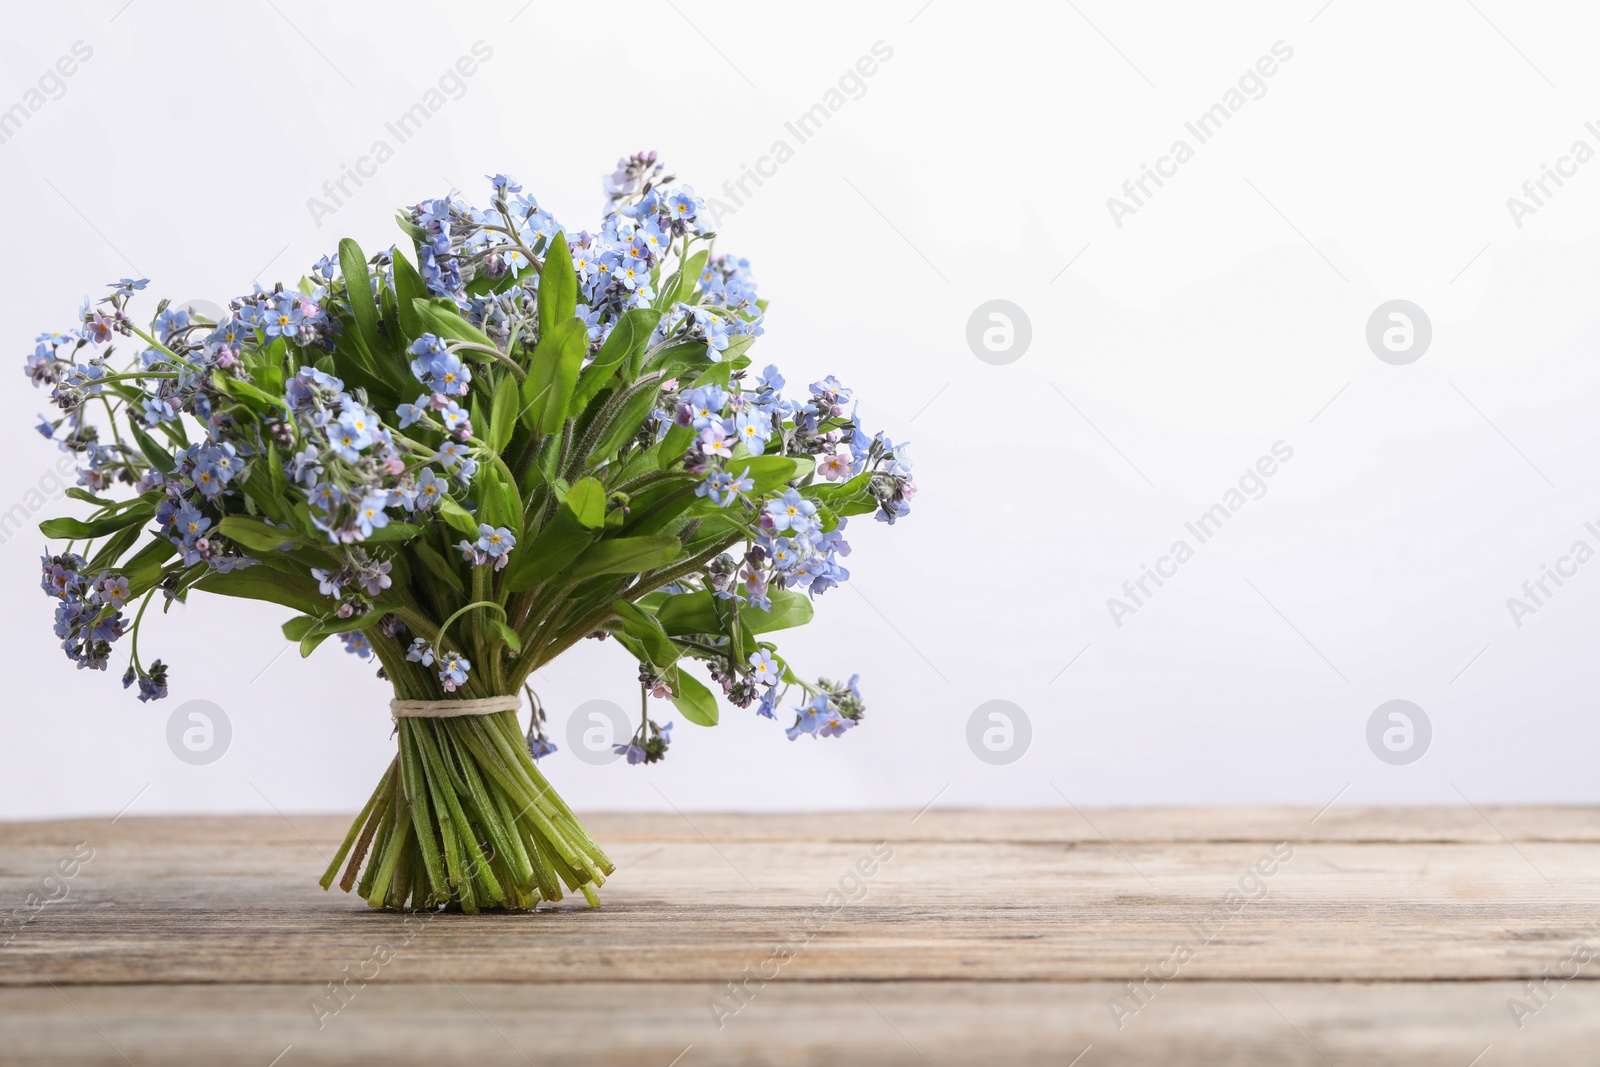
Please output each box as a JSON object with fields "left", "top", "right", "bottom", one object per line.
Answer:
{"left": 322, "top": 710, "right": 612, "bottom": 912}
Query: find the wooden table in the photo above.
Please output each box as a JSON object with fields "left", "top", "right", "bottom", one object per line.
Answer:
{"left": 4, "top": 807, "right": 1600, "bottom": 1065}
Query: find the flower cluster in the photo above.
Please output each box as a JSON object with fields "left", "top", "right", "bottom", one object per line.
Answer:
{"left": 40, "top": 553, "right": 126, "bottom": 673}
{"left": 614, "top": 718, "right": 673, "bottom": 765}
{"left": 786, "top": 676, "right": 865, "bottom": 741}
{"left": 24, "top": 154, "right": 915, "bottom": 771}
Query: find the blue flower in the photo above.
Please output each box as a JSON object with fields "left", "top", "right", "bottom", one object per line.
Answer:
{"left": 287, "top": 446, "right": 322, "bottom": 487}
{"left": 764, "top": 489, "right": 817, "bottom": 533}
{"left": 396, "top": 394, "right": 429, "bottom": 429}
{"left": 310, "top": 481, "right": 342, "bottom": 512}
{"left": 697, "top": 469, "right": 747, "bottom": 507}
{"left": 98, "top": 575, "right": 130, "bottom": 609}
{"left": 312, "top": 567, "right": 342, "bottom": 597}
{"left": 352, "top": 492, "right": 391, "bottom": 538}
{"left": 408, "top": 334, "right": 445, "bottom": 359}
{"left": 262, "top": 298, "right": 303, "bottom": 340}
{"left": 699, "top": 422, "right": 733, "bottom": 459}
{"left": 732, "top": 411, "right": 771, "bottom": 454}
{"left": 666, "top": 190, "right": 699, "bottom": 223}
{"left": 340, "top": 631, "right": 374, "bottom": 659}
{"left": 786, "top": 695, "right": 828, "bottom": 741}
{"left": 749, "top": 649, "right": 780, "bottom": 687}
{"left": 438, "top": 650, "right": 471, "bottom": 692}
{"left": 682, "top": 385, "right": 726, "bottom": 429}
{"left": 817, "top": 706, "right": 856, "bottom": 738}
{"left": 494, "top": 247, "right": 527, "bottom": 275}
{"left": 409, "top": 336, "right": 471, "bottom": 395}
{"left": 332, "top": 407, "right": 376, "bottom": 460}
{"left": 439, "top": 401, "right": 470, "bottom": 434}
{"left": 155, "top": 307, "right": 190, "bottom": 342}
{"left": 174, "top": 502, "right": 211, "bottom": 546}
{"left": 405, "top": 638, "right": 435, "bottom": 666}
{"left": 406, "top": 468, "right": 444, "bottom": 511}
{"left": 475, "top": 523, "right": 515, "bottom": 559}
{"left": 755, "top": 687, "right": 780, "bottom": 719}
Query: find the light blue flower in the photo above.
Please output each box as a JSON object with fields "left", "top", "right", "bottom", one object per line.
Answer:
{"left": 749, "top": 649, "right": 780, "bottom": 687}
{"left": 438, "top": 650, "right": 471, "bottom": 692}
{"left": 475, "top": 523, "right": 515, "bottom": 558}
{"left": 764, "top": 489, "right": 816, "bottom": 533}
{"left": 353, "top": 492, "right": 390, "bottom": 538}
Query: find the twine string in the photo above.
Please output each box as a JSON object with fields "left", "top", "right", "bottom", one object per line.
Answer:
{"left": 389, "top": 694, "right": 522, "bottom": 721}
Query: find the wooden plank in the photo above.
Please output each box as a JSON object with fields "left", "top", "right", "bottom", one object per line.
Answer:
{"left": 0, "top": 980, "right": 1588, "bottom": 1066}
{"left": 6, "top": 810, "right": 1600, "bottom": 1062}
{"left": 4, "top": 812, "right": 1600, "bottom": 984}
{"left": 8, "top": 805, "right": 1600, "bottom": 845}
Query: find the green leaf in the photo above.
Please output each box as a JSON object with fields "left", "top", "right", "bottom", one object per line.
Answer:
{"left": 563, "top": 477, "right": 607, "bottom": 529}
{"left": 659, "top": 423, "right": 695, "bottom": 469}
{"left": 669, "top": 667, "right": 719, "bottom": 727}
{"left": 437, "top": 495, "right": 480, "bottom": 538}
{"left": 412, "top": 538, "right": 466, "bottom": 595}
{"left": 40, "top": 504, "right": 155, "bottom": 541}
{"left": 624, "top": 482, "right": 698, "bottom": 537}
{"left": 571, "top": 307, "right": 661, "bottom": 414}
{"left": 193, "top": 567, "right": 326, "bottom": 616}
{"left": 87, "top": 524, "right": 142, "bottom": 572}
{"left": 654, "top": 589, "right": 720, "bottom": 635}
{"left": 611, "top": 599, "right": 676, "bottom": 666}
{"left": 476, "top": 458, "right": 521, "bottom": 531}
{"left": 490, "top": 619, "right": 523, "bottom": 655}
{"left": 129, "top": 423, "right": 175, "bottom": 474}
{"left": 122, "top": 538, "right": 177, "bottom": 593}
{"left": 690, "top": 358, "right": 732, "bottom": 390}
{"left": 539, "top": 231, "right": 577, "bottom": 341}
{"left": 502, "top": 515, "right": 594, "bottom": 592}
{"left": 488, "top": 375, "right": 519, "bottom": 453}
{"left": 679, "top": 250, "right": 709, "bottom": 303}
{"left": 65, "top": 488, "right": 114, "bottom": 507}
{"left": 812, "top": 470, "right": 874, "bottom": 506}
{"left": 834, "top": 496, "right": 880, "bottom": 518}
{"left": 565, "top": 534, "right": 682, "bottom": 582}
{"left": 266, "top": 443, "right": 287, "bottom": 501}
{"left": 339, "top": 239, "right": 381, "bottom": 356}
{"left": 364, "top": 521, "right": 422, "bottom": 544}
{"left": 732, "top": 455, "right": 799, "bottom": 495}
{"left": 217, "top": 516, "right": 297, "bottom": 554}
{"left": 281, "top": 615, "right": 320, "bottom": 641}
{"left": 656, "top": 588, "right": 813, "bottom": 637}
{"left": 395, "top": 213, "right": 427, "bottom": 245}
{"left": 521, "top": 318, "right": 587, "bottom": 434}
{"left": 587, "top": 381, "right": 662, "bottom": 463}
{"left": 391, "top": 250, "right": 426, "bottom": 339}
{"left": 644, "top": 340, "right": 711, "bottom": 378}
{"left": 413, "top": 298, "right": 498, "bottom": 351}
{"left": 744, "top": 590, "right": 814, "bottom": 634}
{"left": 211, "top": 370, "right": 289, "bottom": 414}
{"left": 298, "top": 611, "right": 382, "bottom": 658}
{"left": 499, "top": 478, "right": 610, "bottom": 591}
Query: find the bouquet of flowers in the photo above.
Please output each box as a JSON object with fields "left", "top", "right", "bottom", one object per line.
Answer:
{"left": 26, "top": 154, "right": 916, "bottom": 911}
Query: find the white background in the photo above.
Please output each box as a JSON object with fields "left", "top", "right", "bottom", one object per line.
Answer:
{"left": 3, "top": 0, "right": 1599, "bottom": 819}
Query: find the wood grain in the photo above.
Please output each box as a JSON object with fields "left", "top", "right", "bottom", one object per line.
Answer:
{"left": 3, "top": 808, "right": 1597, "bottom": 1064}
